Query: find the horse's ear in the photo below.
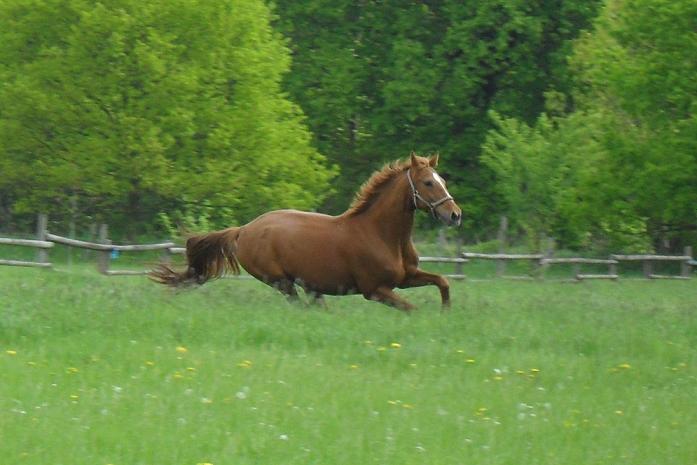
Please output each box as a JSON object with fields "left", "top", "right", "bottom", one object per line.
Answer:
{"left": 429, "top": 153, "right": 439, "bottom": 168}
{"left": 410, "top": 151, "right": 419, "bottom": 167}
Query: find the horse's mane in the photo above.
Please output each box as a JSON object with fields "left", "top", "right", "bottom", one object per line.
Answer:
{"left": 345, "top": 159, "right": 410, "bottom": 216}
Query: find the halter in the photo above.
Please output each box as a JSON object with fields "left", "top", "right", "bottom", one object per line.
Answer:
{"left": 406, "top": 169, "right": 453, "bottom": 218}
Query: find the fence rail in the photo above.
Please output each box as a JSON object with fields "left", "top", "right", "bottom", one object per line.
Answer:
{"left": 462, "top": 252, "right": 544, "bottom": 260}
{"left": 541, "top": 258, "right": 617, "bottom": 265}
{"left": 0, "top": 238, "right": 54, "bottom": 249}
{"left": 0, "top": 214, "right": 694, "bottom": 280}
{"left": 0, "top": 258, "right": 53, "bottom": 268}
{"left": 46, "top": 233, "right": 174, "bottom": 252}
{"left": 463, "top": 248, "right": 693, "bottom": 280}
{"left": 610, "top": 254, "right": 691, "bottom": 261}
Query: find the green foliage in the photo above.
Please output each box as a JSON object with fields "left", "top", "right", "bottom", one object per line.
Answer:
{"left": 2, "top": 268, "right": 697, "bottom": 464}
{"left": 273, "top": 0, "right": 602, "bottom": 229}
{"left": 2, "top": 0, "right": 692, "bottom": 251}
{"left": 572, "top": 0, "right": 697, "bottom": 245}
{"left": 157, "top": 198, "right": 227, "bottom": 241}
{"left": 0, "top": 0, "right": 335, "bottom": 234}
{"left": 483, "top": 109, "right": 652, "bottom": 251}
{"left": 482, "top": 0, "right": 697, "bottom": 251}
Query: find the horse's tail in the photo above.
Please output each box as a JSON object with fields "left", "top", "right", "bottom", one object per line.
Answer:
{"left": 149, "top": 227, "right": 241, "bottom": 287}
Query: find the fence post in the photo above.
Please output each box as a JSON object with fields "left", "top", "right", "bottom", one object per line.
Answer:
{"left": 68, "top": 216, "right": 76, "bottom": 267}
{"left": 539, "top": 236, "right": 555, "bottom": 280}
{"left": 609, "top": 260, "right": 617, "bottom": 278}
{"left": 36, "top": 213, "right": 49, "bottom": 265}
{"left": 97, "top": 223, "right": 111, "bottom": 274}
{"left": 643, "top": 259, "right": 653, "bottom": 279}
{"left": 496, "top": 216, "right": 508, "bottom": 277}
{"left": 161, "top": 246, "right": 172, "bottom": 265}
{"left": 84, "top": 223, "right": 97, "bottom": 260}
{"left": 455, "top": 237, "right": 463, "bottom": 276}
{"left": 682, "top": 246, "right": 693, "bottom": 278}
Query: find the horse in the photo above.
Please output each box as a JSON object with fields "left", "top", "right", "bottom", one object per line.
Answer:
{"left": 150, "top": 152, "right": 462, "bottom": 311}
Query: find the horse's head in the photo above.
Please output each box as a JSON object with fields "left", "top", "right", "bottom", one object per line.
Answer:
{"left": 407, "top": 153, "right": 462, "bottom": 226}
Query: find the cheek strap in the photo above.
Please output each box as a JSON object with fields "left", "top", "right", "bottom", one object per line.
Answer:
{"left": 406, "top": 169, "right": 453, "bottom": 218}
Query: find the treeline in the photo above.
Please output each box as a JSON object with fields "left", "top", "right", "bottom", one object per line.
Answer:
{"left": 0, "top": 0, "right": 695, "bottom": 251}
{"left": 0, "top": 0, "right": 334, "bottom": 238}
{"left": 481, "top": 0, "right": 697, "bottom": 252}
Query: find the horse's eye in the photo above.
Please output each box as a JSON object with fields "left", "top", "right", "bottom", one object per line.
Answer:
{"left": 424, "top": 180, "right": 434, "bottom": 187}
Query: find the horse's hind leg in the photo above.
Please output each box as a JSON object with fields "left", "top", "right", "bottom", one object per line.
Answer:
{"left": 366, "top": 286, "right": 414, "bottom": 312}
{"left": 308, "top": 292, "right": 328, "bottom": 309}
{"left": 273, "top": 278, "right": 300, "bottom": 304}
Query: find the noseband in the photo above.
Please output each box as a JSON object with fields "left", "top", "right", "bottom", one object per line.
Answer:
{"left": 406, "top": 169, "right": 453, "bottom": 218}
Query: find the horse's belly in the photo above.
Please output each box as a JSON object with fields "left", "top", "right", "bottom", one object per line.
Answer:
{"left": 285, "top": 248, "right": 359, "bottom": 294}
{"left": 236, "top": 211, "right": 357, "bottom": 292}
{"left": 295, "top": 271, "right": 360, "bottom": 295}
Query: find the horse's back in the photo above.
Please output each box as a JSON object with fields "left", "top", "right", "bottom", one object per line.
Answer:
{"left": 243, "top": 209, "right": 341, "bottom": 241}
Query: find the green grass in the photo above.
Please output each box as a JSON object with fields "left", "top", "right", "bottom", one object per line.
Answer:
{"left": 1, "top": 267, "right": 696, "bottom": 465}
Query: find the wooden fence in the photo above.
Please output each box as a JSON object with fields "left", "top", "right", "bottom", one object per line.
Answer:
{"left": 460, "top": 248, "right": 694, "bottom": 280}
{"left": 0, "top": 214, "right": 694, "bottom": 281}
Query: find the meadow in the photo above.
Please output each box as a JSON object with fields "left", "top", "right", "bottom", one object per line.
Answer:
{"left": 1, "top": 265, "right": 696, "bottom": 465}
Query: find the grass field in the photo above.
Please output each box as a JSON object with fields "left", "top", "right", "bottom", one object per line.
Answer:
{"left": 1, "top": 266, "right": 696, "bottom": 465}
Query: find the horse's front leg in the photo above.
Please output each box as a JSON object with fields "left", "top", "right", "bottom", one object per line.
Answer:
{"left": 366, "top": 286, "right": 415, "bottom": 312}
{"left": 399, "top": 269, "right": 451, "bottom": 308}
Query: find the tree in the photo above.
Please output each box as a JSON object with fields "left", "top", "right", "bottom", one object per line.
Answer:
{"left": 482, "top": 109, "right": 651, "bottom": 251}
{"left": 571, "top": 0, "right": 697, "bottom": 247}
{"left": 273, "top": 0, "right": 602, "bottom": 234}
{"left": 0, "top": 0, "right": 335, "bottom": 236}
{"left": 482, "top": 0, "right": 697, "bottom": 251}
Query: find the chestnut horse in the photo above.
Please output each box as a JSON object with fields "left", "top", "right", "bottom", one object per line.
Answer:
{"left": 150, "top": 153, "right": 462, "bottom": 310}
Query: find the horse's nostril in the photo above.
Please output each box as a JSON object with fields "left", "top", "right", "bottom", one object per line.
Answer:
{"left": 451, "top": 212, "right": 460, "bottom": 222}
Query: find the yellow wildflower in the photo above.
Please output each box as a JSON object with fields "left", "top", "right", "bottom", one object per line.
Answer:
{"left": 175, "top": 346, "right": 188, "bottom": 354}
{"left": 237, "top": 360, "right": 253, "bottom": 368}
{"left": 6, "top": 350, "right": 17, "bottom": 356}
{"left": 390, "top": 342, "right": 401, "bottom": 349}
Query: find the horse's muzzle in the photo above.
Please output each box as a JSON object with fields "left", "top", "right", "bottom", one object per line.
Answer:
{"left": 449, "top": 211, "right": 462, "bottom": 227}
{"left": 437, "top": 204, "right": 462, "bottom": 227}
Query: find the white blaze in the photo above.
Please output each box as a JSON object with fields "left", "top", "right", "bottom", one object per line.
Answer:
{"left": 433, "top": 172, "right": 451, "bottom": 196}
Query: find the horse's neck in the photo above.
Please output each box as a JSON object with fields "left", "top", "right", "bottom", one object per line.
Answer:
{"left": 357, "top": 175, "right": 415, "bottom": 247}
